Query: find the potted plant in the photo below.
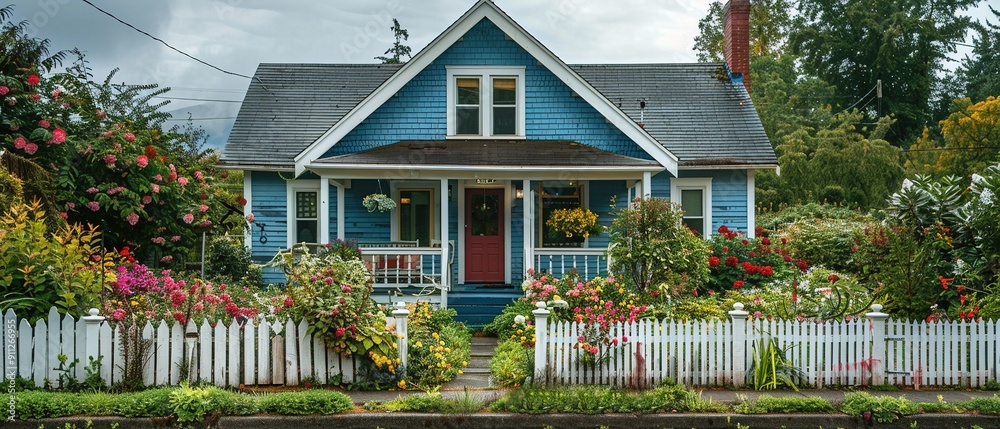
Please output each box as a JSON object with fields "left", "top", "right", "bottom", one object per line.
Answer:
{"left": 362, "top": 193, "right": 396, "bottom": 212}
{"left": 546, "top": 207, "right": 602, "bottom": 239}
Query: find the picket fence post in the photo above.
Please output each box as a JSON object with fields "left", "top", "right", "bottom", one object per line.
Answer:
{"left": 81, "top": 308, "right": 105, "bottom": 373}
{"left": 532, "top": 302, "right": 550, "bottom": 385}
{"left": 392, "top": 302, "right": 410, "bottom": 374}
{"left": 729, "top": 302, "right": 749, "bottom": 387}
{"left": 866, "top": 304, "right": 889, "bottom": 386}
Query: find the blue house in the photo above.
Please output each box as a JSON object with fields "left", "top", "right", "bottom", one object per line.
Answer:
{"left": 221, "top": 0, "right": 775, "bottom": 320}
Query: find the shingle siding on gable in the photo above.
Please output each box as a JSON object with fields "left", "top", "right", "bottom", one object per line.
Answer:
{"left": 324, "top": 18, "right": 648, "bottom": 159}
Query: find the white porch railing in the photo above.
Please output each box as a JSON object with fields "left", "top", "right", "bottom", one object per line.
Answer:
{"left": 533, "top": 248, "right": 609, "bottom": 280}
{"left": 360, "top": 247, "right": 448, "bottom": 305}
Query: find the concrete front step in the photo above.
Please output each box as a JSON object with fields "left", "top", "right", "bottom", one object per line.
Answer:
{"left": 469, "top": 356, "right": 491, "bottom": 368}
{"left": 470, "top": 345, "right": 494, "bottom": 356}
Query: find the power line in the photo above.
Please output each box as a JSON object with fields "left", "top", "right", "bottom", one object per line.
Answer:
{"left": 904, "top": 146, "right": 1000, "bottom": 153}
{"left": 77, "top": 0, "right": 274, "bottom": 95}
{"left": 164, "top": 116, "right": 238, "bottom": 121}
{"left": 154, "top": 96, "right": 242, "bottom": 103}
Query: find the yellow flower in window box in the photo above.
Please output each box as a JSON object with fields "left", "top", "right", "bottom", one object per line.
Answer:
{"left": 546, "top": 207, "right": 602, "bottom": 238}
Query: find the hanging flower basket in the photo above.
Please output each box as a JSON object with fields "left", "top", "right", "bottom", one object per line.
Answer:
{"left": 362, "top": 193, "right": 396, "bottom": 212}
{"left": 546, "top": 207, "right": 602, "bottom": 238}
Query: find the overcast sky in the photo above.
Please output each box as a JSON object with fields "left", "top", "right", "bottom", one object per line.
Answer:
{"left": 9, "top": 0, "right": 994, "bottom": 149}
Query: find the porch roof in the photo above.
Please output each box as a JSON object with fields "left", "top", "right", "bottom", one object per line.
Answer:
{"left": 312, "top": 139, "right": 663, "bottom": 169}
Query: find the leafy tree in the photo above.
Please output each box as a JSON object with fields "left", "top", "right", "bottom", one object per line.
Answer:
{"left": 792, "top": 0, "right": 978, "bottom": 146}
{"left": 693, "top": 0, "right": 800, "bottom": 62}
{"left": 768, "top": 111, "right": 904, "bottom": 210}
{"left": 905, "top": 96, "right": 1000, "bottom": 177}
{"left": 374, "top": 18, "right": 412, "bottom": 64}
{"left": 959, "top": 6, "right": 1000, "bottom": 103}
{"left": 1, "top": 9, "right": 240, "bottom": 266}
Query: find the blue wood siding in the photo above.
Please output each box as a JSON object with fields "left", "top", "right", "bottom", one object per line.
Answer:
{"left": 343, "top": 180, "right": 391, "bottom": 243}
{"left": 324, "top": 18, "right": 648, "bottom": 159}
{"left": 511, "top": 191, "right": 524, "bottom": 283}
{"left": 248, "top": 171, "right": 288, "bottom": 285}
{"left": 660, "top": 170, "right": 749, "bottom": 234}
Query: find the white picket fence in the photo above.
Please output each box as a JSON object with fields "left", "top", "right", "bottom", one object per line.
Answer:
{"left": 3, "top": 305, "right": 411, "bottom": 387}
{"left": 532, "top": 303, "right": 1000, "bottom": 388}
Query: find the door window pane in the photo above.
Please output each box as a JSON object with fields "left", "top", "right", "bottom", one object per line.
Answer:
{"left": 399, "top": 190, "right": 432, "bottom": 246}
{"left": 470, "top": 194, "right": 499, "bottom": 236}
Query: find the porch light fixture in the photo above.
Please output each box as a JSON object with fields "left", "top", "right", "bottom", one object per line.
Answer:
{"left": 400, "top": 197, "right": 411, "bottom": 205}
{"left": 516, "top": 188, "right": 524, "bottom": 199}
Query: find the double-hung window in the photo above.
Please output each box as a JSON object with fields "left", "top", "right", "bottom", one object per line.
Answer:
{"left": 398, "top": 189, "right": 434, "bottom": 246}
{"left": 670, "top": 178, "right": 712, "bottom": 238}
{"left": 447, "top": 66, "right": 525, "bottom": 138}
{"left": 287, "top": 180, "right": 321, "bottom": 246}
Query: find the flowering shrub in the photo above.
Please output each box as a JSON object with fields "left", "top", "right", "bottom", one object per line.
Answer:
{"left": 317, "top": 239, "right": 362, "bottom": 261}
{"left": 362, "top": 193, "right": 396, "bottom": 212}
{"left": 405, "top": 303, "right": 470, "bottom": 388}
{"left": 705, "top": 226, "right": 805, "bottom": 293}
{"left": 545, "top": 207, "right": 601, "bottom": 238}
{"left": 607, "top": 198, "right": 710, "bottom": 293}
{"left": 281, "top": 248, "right": 398, "bottom": 375}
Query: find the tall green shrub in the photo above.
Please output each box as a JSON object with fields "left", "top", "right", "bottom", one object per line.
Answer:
{"left": 607, "top": 198, "right": 709, "bottom": 293}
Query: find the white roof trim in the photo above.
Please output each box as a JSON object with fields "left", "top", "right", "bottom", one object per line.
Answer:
{"left": 307, "top": 163, "right": 663, "bottom": 172}
{"left": 293, "top": 0, "right": 679, "bottom": 177}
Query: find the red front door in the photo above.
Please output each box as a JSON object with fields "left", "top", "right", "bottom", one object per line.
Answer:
{"left": 465, "top": 188, "right": 505, "bottom": 282}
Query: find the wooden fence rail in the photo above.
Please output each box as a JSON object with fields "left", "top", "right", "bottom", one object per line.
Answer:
{"left": 3, "top": 304, "right": 411, "bottom": 387}
{"left": 532, "top": 303, "right": 1000, "bottom": 388}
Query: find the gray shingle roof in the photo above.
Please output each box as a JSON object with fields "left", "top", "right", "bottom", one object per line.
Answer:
{"left": 222, "top": 62, "right": 776, "bottom": 169}
{"left": 221, "top": 63, "right": 402, "bottom": 169}
{"left": 571, "top": 63, "right": 775, "bottom": 167}
{"left": 314, "top": 140, "right": 663, "bottom": 168}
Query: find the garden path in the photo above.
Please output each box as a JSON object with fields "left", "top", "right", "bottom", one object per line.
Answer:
{"left": 441, "top": 336, "right": 497, "bottom": 390}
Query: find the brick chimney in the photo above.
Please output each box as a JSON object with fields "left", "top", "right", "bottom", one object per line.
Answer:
{"left": 723, "top": 0, "right": 751, "bottom": 93}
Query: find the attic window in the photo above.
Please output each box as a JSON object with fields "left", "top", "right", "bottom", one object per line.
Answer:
{"left": 446, "top": 66, "right": 525, "bottom": 138}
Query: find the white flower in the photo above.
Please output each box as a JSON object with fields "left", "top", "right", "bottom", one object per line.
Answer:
{"left": 972, "top": 173, "right": 985, "bottom": 186}
{"left": 901, "top": 178, "right": 913, "bottom": 190}
{"left": 982, "top": 188, "right": 994, "bottom": 205}
{"left": 513, "top": 315, "right": 526, "bottom": 325}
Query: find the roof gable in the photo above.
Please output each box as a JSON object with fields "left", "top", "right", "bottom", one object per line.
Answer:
{"left": 321, "top": 18, "right": 651, "bottom": 161}
{"left": 293, "top": 0, "right": 678, "bottom": 176}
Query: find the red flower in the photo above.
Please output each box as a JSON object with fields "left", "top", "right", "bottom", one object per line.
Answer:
{"left": 725, "top": 256, "right": 739, "bottom": 267}
{"left": 761, "top": 237, "right": 771, "bottom": 246}
{"left": 781, "top": 237, "right": 787, "bottom": 245}
{"left": 783, "top": 255, "right": 792, "bottom": 262}
{"left": 939, "top": 276, "right": 953, "bottom": 290}
{"left": 718, "top": 225, "right": 730, "bottom": 234}
{"left": 827, "top": 274, "right": 839, "bottom": 282}
{"left": 742, "top": 261, "right": 756, "bottom": 274}
{"left": 51, "top": 128, "right": 66, "bottom": 144}
{"left": 691, "top": 289, "right": 699, "bottom": 297}
{"left": 173, "top": 312, "right": 186, "bottom": 324}
{"left": 145, "top": 145, "right": 157, "bottom": 158}
{"left": 749, "top": 251, "right": 756, "bottom": 257}
{"left": 741, "top": 239, "right": 750, "bottom": 246}
{"left": 797, "top": 260, "right": 808, "bottom": 272}
{"left": 26, "top": 74, "right": 40, "bottom": 86}
{"left": 708, "top": 256, "right": 720, "bottom": 268}
{"left": 960, "top": 295, "right": 967, "bottom": 305}
{"left": 37, "top": 119, "right": 50, "bottom": 129}
{"left": 760, "top": 266, "right": 774, "bottom": 276}
{"left": 733, "top": 280, "right": 745, "bottom": 289}
{"left": 236, "top": 196, "right": 248, "bottom": 206}
{"left": 755, "top": 226, "right": 764, "bottom": 236}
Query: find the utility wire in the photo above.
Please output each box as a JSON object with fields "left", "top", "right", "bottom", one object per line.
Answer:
{"left": 154, "top": 96, "right": 242, "bottom": 103}
{"left": 904, "top": 146, "right": 1000, "bottom": 152}
{"left": 78, "top": 0, "right": 275, "bottom": 95}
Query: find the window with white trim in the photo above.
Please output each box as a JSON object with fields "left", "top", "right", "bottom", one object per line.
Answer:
{"left": 670, "top": 178, "right": 712, "bottom": 239}
{"left": 447, "top": 66, "right": 525, "bottom": 137}
{"left": 538, "top": 181, "right": 588, "bottom": 248}
{"left": 287, "top": 181, "right": 321, "bottom": 246}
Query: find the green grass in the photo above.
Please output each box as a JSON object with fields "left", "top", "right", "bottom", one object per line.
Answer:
{"left": 733, "top": 394, "right": 835, "bottom": 414}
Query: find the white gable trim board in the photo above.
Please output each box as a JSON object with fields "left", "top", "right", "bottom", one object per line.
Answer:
{"left": 293, "top": 0, "right": 679, "bottom": 177}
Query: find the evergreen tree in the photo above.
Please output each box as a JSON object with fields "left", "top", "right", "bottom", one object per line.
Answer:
{"left": 375, "top": 18, "right": 412, "bottom": 64}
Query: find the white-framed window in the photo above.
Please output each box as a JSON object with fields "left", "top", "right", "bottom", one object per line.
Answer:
{"left": 286, "top": 180, "right": 321, "bottom": 246}
{"left": 446, "top": 66, "right": 525, "bottom": 138}
{"left": 670, "top": 178, "right": 712, "bottom": 238}
{"left": 537, "top": 180, "right": 588, "bottom": 248}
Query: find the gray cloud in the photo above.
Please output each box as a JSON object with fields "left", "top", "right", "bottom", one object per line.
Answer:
{"left": 9, "top": 0, "right": 992, "bottom": 149}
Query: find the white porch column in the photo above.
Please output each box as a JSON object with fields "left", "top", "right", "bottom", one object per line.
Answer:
{"left": 336, "top": 182, "right": 345, "bottom": 241}
{"left": 319, "top": 175, "right": 331, "bottom": 244}
{"left": 440, "top": 178, "right": 449, "bottom": 308}
{"left": 642, "top": 170, "right": 653, "bottom": 198}
{"left": 243, "top": 171, "right": 252, "bottom": 250}
{"left": 522, "top": 179, "right": 532, "bottom": 275}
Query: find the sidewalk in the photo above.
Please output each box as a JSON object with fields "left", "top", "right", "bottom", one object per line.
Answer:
{"left": 344, "top": 386, "right": 999, "bottom": 405}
